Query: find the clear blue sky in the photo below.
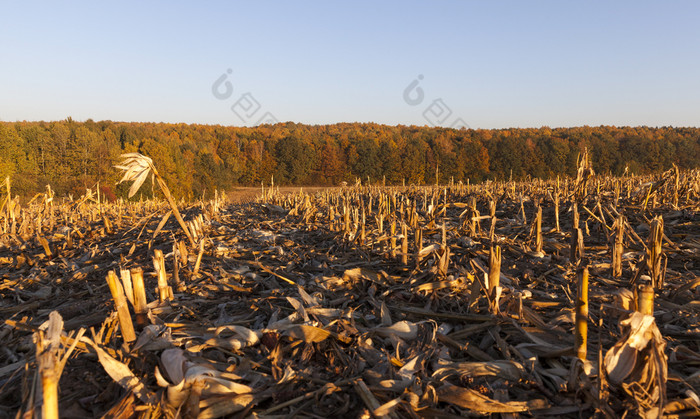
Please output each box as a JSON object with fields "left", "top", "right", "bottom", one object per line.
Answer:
{"left": 1, "top": 1, "right": 699, "bottom": 129}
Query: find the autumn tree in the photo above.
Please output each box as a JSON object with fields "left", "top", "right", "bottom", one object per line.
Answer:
{"left": 0, "top": 124, "right": 29, "bottom": 193}
{"left": 1, "top": 120, "right": 699, "bottom": 198}
{"left": 319, "top": 138, "right": 344, "bottom": 185}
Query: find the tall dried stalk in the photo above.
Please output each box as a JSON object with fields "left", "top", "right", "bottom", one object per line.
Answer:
{"left": 38, "top": 236, "right": 52, "bottom": 258}
{"left": 390, "top": 221, "right": 397, "bottom": 258}
{"left": 360, "top": 209, "right": 366, "bottom": 245}
{"left": 115, "top": 153, "right": 195, "bottom": 246}
{"left": 489, "top": 199, "right": 497, "bottom": 238}
{"left": 646, "top": 216, "right": 664, "bottom": 288}
{"left": 672, "top": 164, "right": 680, "bottom": 208}
{"left": 103, "top": 213, "right": 113, "bottom": 235}
{"left": 36, "top": 314, "right": 61, "bottom": 419}
{"left": 328, "top": 206, "right": 335, "bottom": 232}
{"left": 120, "top": 268, "right": 134, "bottom": 306}
{"left": 553, "top": 177, "right": 561, "bottom": 233}
{"left": 534, "top": 205, "right": 543, "bottom": 254}
{"left": 343, "top": 204, "right": 350, "bottom": 233}
{"left": 519, "top": 196, "right": 527, "bottom": 225}
{"left": 34, "top": 312, "right": 84, "bottom": 419}
{"left": 574, "top": 148, "right": 594, "bottom": 201}
{"left": 193, "top": 238, "right": 205, "bottom": 277}
{"left": 414, "top": 227, "right": 423, "bottom": 266}
{"left": 575, "top": 267, "right": 589, "bottom": 361}
{"left": 638, "top": 284, "right": 654, "bottom": 315}
{"left": 611, "top": 215, "right": 624, "bottom": 278}
{"left": 131, "top": 267, "right": 149, "bottom": 327}
{"left": 570, "top": 202, "right": 584, "bottom": 264}
{"left": 173, "top": 241, "right": 184, "bottom": 292}
{"left": 106, "top": 270, "right": 136, "bottom": 343}
{"left": 401, "top": 223, "right": 408, "bottom": 265}
{"left": 554, "top": 190, "right": 560, "bottom": 233}
{"left": 488, "top": 245, "right": 501, "bottom": 314}
{"left": 154, "top": 249, "right": 173, "bottom": 302}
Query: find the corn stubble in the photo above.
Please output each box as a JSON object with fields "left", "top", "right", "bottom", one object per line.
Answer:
{"left": 0, "top": 163, "right": 698, "bottom": 418}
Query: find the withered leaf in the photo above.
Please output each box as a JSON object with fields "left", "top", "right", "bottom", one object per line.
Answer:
{"left": 437, "top": 383, "right": 549, "bottom": 413}
{"left": 286, "top": 324, "right": 331, "bottom": 343}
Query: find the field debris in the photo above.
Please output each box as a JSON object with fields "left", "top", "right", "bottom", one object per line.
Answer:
{"left": 1, "top": 168, "right": 699, "bottom": 418}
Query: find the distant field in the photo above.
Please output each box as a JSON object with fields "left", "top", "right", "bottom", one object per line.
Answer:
{"left": 225, "top": 185, "right": 336, "bottom": 203}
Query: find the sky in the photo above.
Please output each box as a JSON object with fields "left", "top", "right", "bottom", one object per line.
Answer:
{"left": 1, "top": 1, "right": 699, "bottom": 129}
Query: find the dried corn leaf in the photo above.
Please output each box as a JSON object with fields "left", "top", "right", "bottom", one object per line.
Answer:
{"left": 604, "top": 311, "right": 668, "bottom": 417}
{"left": 297, "top": 285, "right": 319, "bottom": 306}
{"left": 437, "top": 383, "right": 549, "bottom": 413}
{"left": 432, "top": 360, "right": 527, "bottom": 382}
{"left": 342, "top": 267, "right": 389, "bottom": 285}
{"left": 377, "top": 379, "right": 413, "bottom": 392}
{"left": 160, "top": 347, "right": 187, "bottom": 384}
{"left": 604, "top": 312, "right": 661, "bottom": 384}
{"left": 373, "top": 396, "right": 403, "bottom": 417}
{"left": 214, "top": 325, "right": 261, "bottom": 349}
{"left": 198, "top": 393, "right": 254, "bottom": 419}
{"left": 375, "top": 320, "right": 418, "bottom": 340}
{"left": 286, "top": 296, "right": 309, "bottom": 322}
{"left": 83, "top": 337, "right": 157, "bottom": 404}
{"left": 286, "top": 324, "right": 330, "bottom": 343}
{"left": 412, "top": 277, "right": 463, "bottom": 292}
{"left": 397, "top": 356, "right": 420, "bottom": 380}
{"left": 380, "top": 300, "right": 392, "bottom": 326}
{"left": 185, "top": 366, "right": 253, "bottom": 396}
{"left": 133, "top": 324, "right": 173, "bottom": 352}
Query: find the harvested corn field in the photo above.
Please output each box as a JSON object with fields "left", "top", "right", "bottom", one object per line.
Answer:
{"left": 1, "top": 166, "right": 700, "bottom": 418}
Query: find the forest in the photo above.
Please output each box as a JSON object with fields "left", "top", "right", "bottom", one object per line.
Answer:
{"left": 0, "top": 119, "right": 698, "bottom": 200}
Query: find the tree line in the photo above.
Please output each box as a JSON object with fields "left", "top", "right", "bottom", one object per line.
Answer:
{"left": 0, "top": 119, "right": 698, "bottom": 200}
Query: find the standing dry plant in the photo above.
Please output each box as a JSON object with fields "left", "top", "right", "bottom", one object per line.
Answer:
{"left": 646, "top": 216, "right": 664, "bottom": 289}
{"left": 34, "top": 311, "right": 85, "bottom": 419}
{"left": 604, "top": 312, "right": 667, "bottom": 417}
{"left": 131, "top": 267, "right": 149, "bottom": 327}
{"left": 414, "top": 227, "right": 423, "bottom": 266}
{"left": 154, "top": 249, "right": 173, "bottom": 302}
{"left": 106, "top": 270, "right": 136, "bottom": 343}
{"left": 115, "top": 153, "right": 195, "bottom": 246}
{"left": 570, "top": 202, "right": 584, "bottom": 264}
{"left": 638, "top": 284, "right": 655, "bottom": 316}
{"left": 401, "top": 222, "right": 408, "bottom": 265}
{"left": 488, "top": 198, "right": 497, "bottom": 238}
{"left": 611, "top": 215, "right": 625, "bottom": 278}
{"left": 172, "top": 241, "right": 184, "bottom": 292}
{"left": 390, "top": 220, "right": 397, "bottom": 258}
{"left": 575, "top": 267, "right": 589, "bottom": 361}
{"left": 671, "top": 164, "right": 680, "bottom": 208}
{"left": 360, "top": 208, "right": 366, "bottom": 245}
{"left": 534, "top": 205, "right": 543, "bottom": 254}
{"left": 488, "top": 245, "right": 502, "bottom": 314}
{"left": 574, "top": 147, "right": 595, "bottom": 201}
{"left": 554, "top": 178, "right": 561, "bottom": 232}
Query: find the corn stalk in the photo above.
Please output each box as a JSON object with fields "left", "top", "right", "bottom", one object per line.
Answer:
{"left": 115, "top": 153, "right": 195, "bottom": 246}
{"left": 488, "top": 245, "right": 502, "bottom": 314}
{"left": 638, "top": 284, "right": 654, "bottom": 316}
{"left": 34, "top": 312, "right": 85, "bottom": 419}
{"left": 575, "top": 267, "right": 589, "bottom": 361}
{"left": 646, "top": 216, "right": 664, "bottom": 289}
{"left": 611, "top": 215, "right": 624, "bottom": 278}
{"left": 106, "top": 270, "right": 136, "bottom": 343}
